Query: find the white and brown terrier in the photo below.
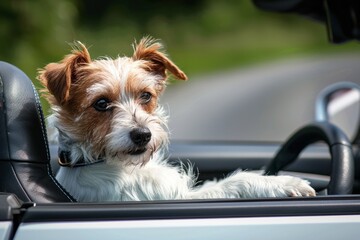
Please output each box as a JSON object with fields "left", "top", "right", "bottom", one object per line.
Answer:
{"left": 39, "top": 37, "right": 315, "bottom": 202}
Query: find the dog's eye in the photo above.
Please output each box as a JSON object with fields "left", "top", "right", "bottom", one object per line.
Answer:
{"left": 93, "top": 98, "right": 111, "bottom": 112}
{"left": 140, "top": 92, "right": 152, "bottom": 104}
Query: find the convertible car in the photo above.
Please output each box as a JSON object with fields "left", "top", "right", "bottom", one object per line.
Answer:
{"left": 1, "top": 0, "right": 359, "bottom": 240}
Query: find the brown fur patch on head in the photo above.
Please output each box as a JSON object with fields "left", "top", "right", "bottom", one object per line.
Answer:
{"left": 125, "top": 70, "right": 161, "bottom": 114}
{"left": 132, "top": 37, "right": 187, "bottom": 81}
{"left": 38, "top": 42, "right": 91, "bottom": 105}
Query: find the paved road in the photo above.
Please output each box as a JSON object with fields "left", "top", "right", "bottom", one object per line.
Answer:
{"left": 161, "top": 53, "right": 360, "bottom": 142}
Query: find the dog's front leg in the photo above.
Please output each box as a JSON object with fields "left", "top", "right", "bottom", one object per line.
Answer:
{"left": 188, "top": 171, "right": 316, "bottom": 199}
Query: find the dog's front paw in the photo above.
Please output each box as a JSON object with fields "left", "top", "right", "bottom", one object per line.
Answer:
{"left": 274, "top": 176, "right": 316, "bottom": 197}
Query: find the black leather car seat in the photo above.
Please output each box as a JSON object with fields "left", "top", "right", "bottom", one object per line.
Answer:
{"left": 0, "top": 61, "right": 75, "bottom": 203}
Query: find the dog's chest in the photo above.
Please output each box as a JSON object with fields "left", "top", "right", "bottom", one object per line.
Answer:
{"left": 56, "top": 162, "right": 191, "bottom": 202}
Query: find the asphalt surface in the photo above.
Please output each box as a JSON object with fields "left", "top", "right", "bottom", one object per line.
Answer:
{"left": 161, "top": 53, "right": 360, "bottom": 142}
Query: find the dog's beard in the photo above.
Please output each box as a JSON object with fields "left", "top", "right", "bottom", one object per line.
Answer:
{"left": 104, "top": 129, "right": 168, "bottom": 166}
{"left": 104, "top": 105, "right": 169, "bottom": 166}
{"left": 106, "top": 146, "right": 155, "bottom": 166}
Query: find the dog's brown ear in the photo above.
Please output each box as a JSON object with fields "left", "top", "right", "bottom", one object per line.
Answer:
{"left": 38, "top": 42, "right": 91, "bottom": 105}
{"left": 133, "top": 37, "right": 187, "bottom": 81}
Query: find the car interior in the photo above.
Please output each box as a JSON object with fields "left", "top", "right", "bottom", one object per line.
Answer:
{"left": 0, "top": 0, "right": 359, "bottom": 237}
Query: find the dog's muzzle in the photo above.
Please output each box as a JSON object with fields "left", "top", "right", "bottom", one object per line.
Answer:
{"left": 128, "top": 127, "right": 151, "bottom": 155}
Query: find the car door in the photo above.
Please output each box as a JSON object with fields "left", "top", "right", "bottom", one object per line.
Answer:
{"left": 9, "top": 195, "right": 360, "bottom": 240}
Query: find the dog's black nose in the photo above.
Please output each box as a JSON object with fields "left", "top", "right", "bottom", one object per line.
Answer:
{"left": 130, "top": 127, "right": 152, "bottom": 147}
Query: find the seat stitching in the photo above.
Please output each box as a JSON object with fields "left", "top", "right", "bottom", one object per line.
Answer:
{"left": 31, "top": 82, "right": 74, "bottom": 201}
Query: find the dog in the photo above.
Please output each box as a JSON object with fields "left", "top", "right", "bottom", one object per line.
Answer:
{"left": 39, "top": 37, "right": 316, "bottom": 202}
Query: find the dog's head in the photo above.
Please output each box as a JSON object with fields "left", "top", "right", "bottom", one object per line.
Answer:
{"left": 39, "top": 37, "right": 187, "bottom": 166}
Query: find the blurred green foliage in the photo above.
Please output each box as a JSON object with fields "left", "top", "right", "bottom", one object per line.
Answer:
{"left": 0, "top": 0, "right": 358, "bottom": 86}
{"left": 0, "top": 0, "right": 76, "bottom": 77}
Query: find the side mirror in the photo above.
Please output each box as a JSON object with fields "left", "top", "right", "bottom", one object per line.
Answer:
{"left": 315, "top": 82, "right": 360, "bottom": 143}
